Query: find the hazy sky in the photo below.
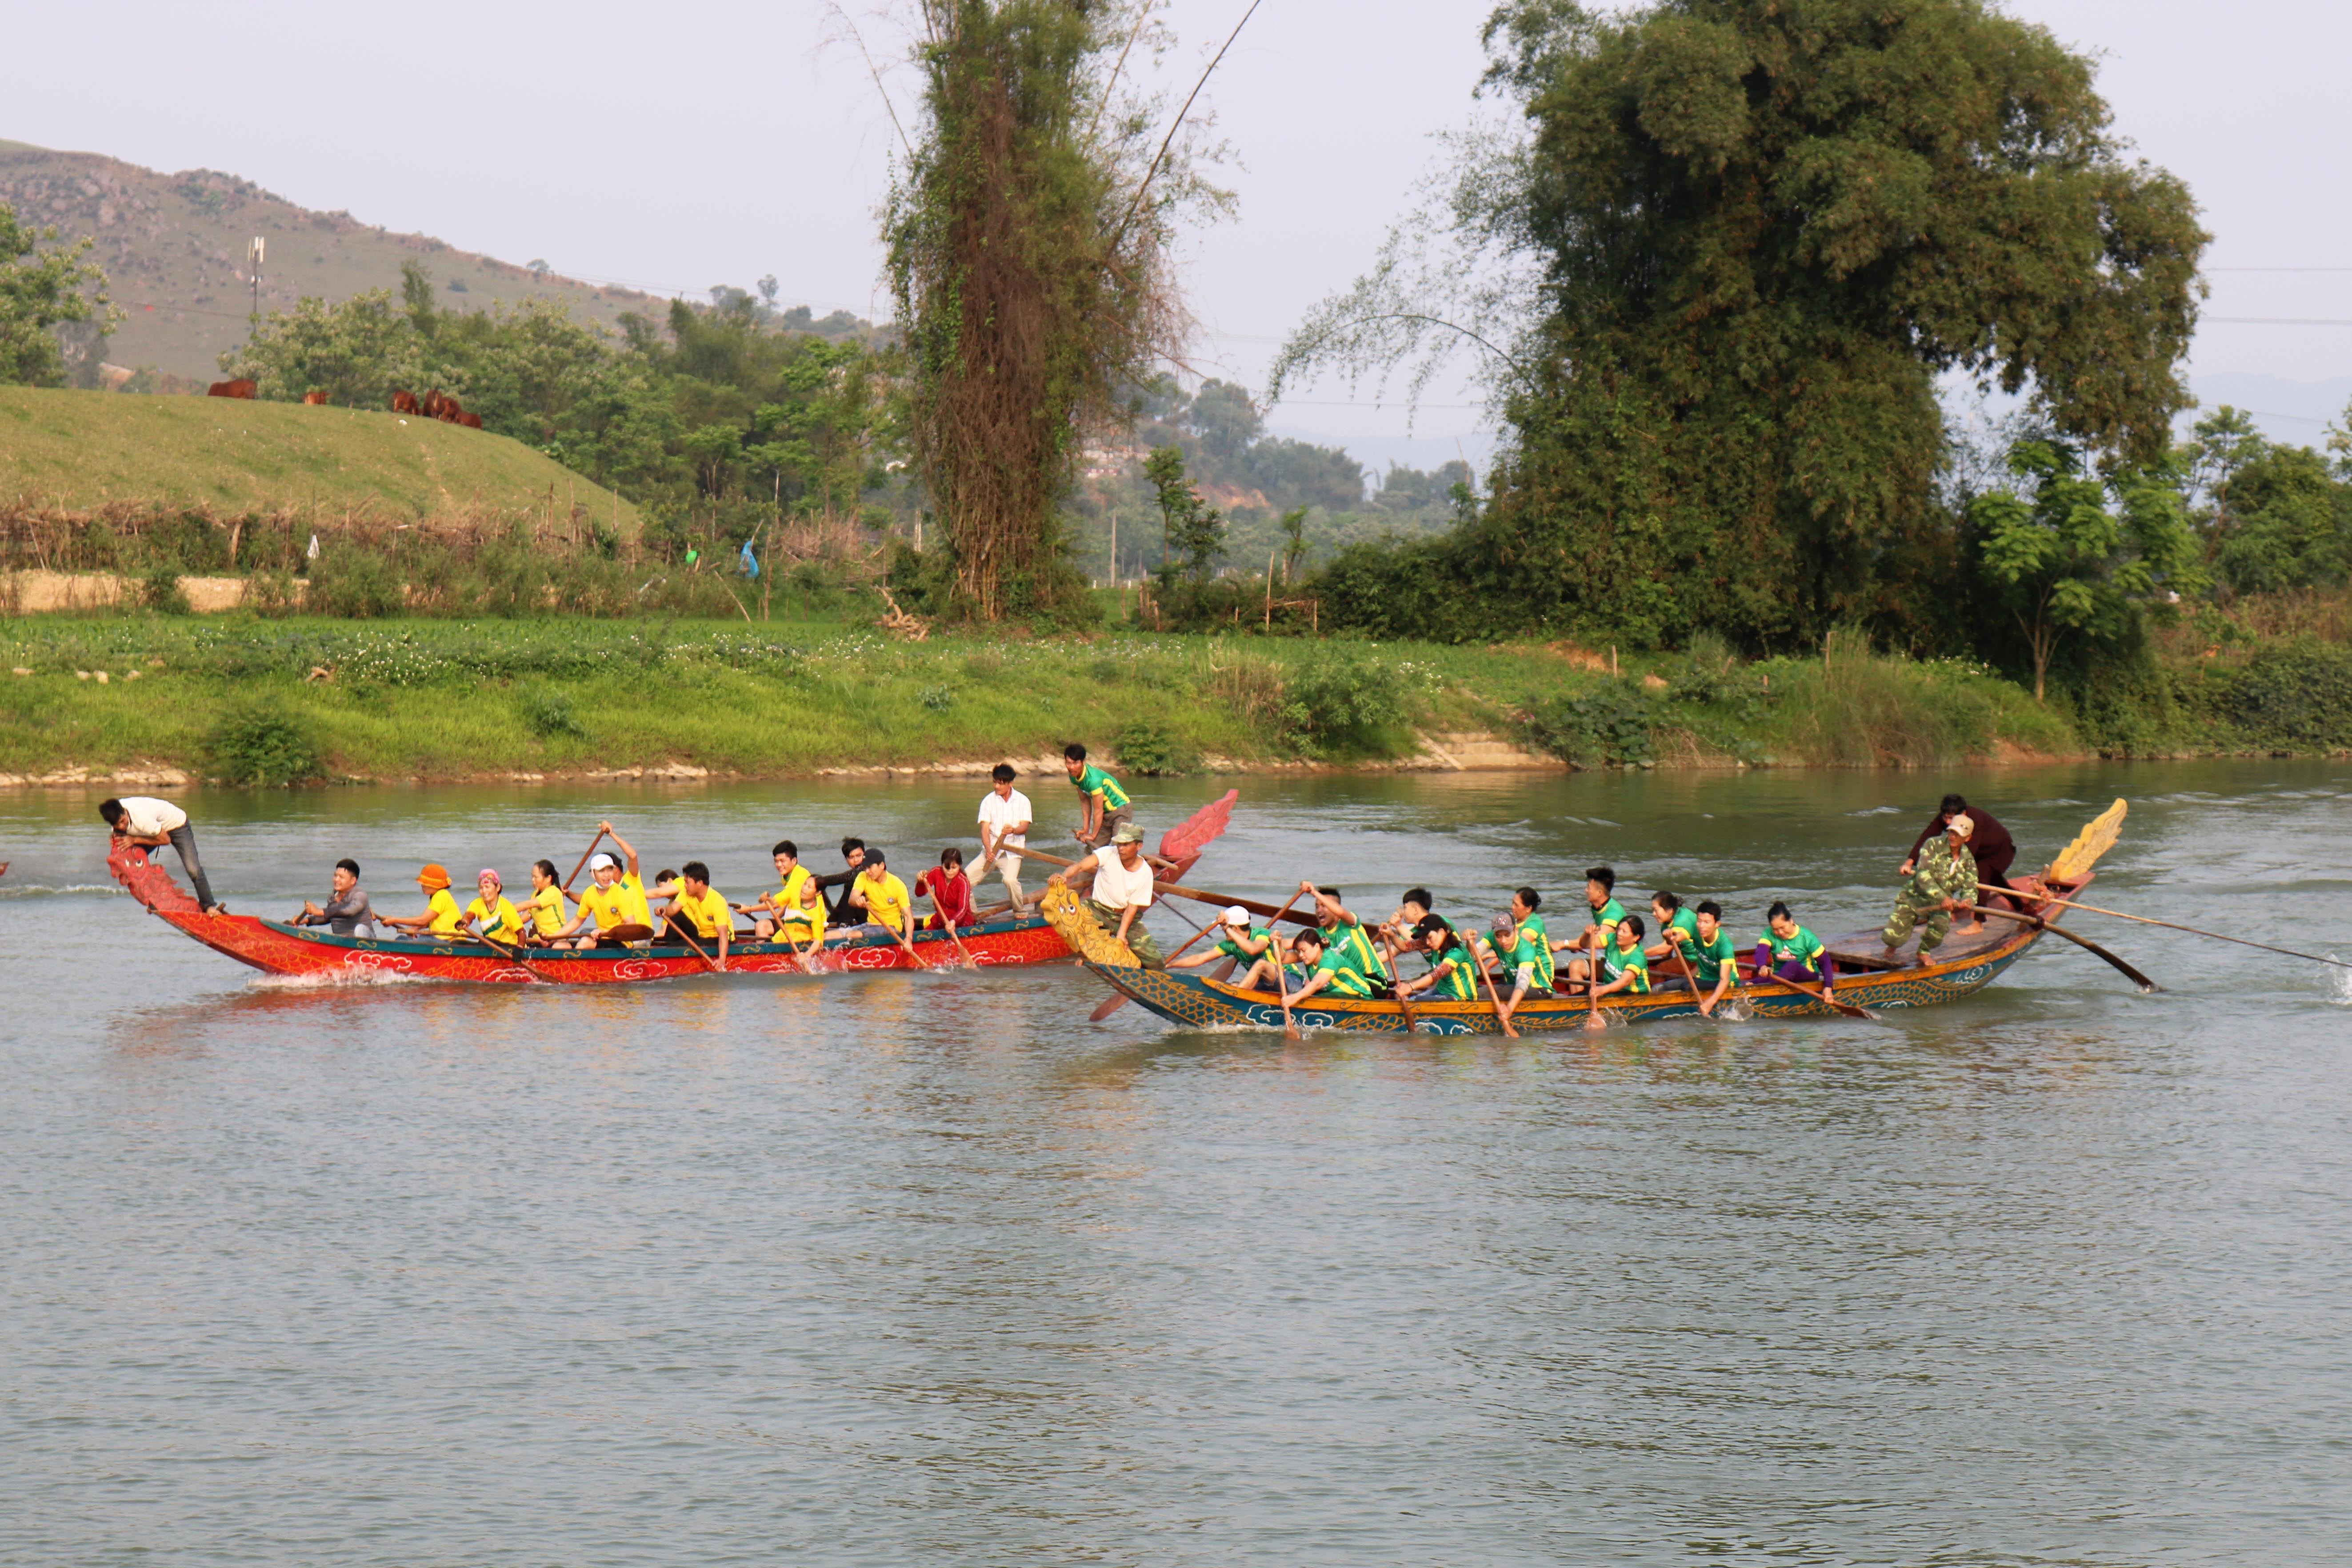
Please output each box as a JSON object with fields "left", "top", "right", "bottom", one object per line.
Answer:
{"left": 12, "top": 0, "right": 2352, "bottom": 452}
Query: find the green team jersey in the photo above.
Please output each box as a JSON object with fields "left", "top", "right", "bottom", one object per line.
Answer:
{"left": 1588, "top": 896, "right": 1628, "bottom": 944}
{"left": 1327, "top": 916, "right": 1390, "bottom": 981}
{"left": 1759, "top": 924, "right": 1826, "bottom": 975}
{"left": 1600, "top": 940, "right": 1651, "bottom": 994}
{"left": 1424, "top": 950, "right": 1479, "bottom": 1001}
{"left": 1215, "top": 925, "right": 1271, "bottom": 961}
{"left": 1312, "top": 946, "right": 1376, "bottom": 999}
{"left": 1072, "top": 763, "right": 1131, "bottom": 811}
{"left": 1509, "top": 912, "right": 1555, "bottom": 990}
{"left": 1687, "top": 928, "right": 1738, "bottom": 985}
{"left": 1663, "top": 907, "right": 1700, "bottom": 952}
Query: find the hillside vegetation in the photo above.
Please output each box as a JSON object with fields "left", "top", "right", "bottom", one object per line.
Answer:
{"left": 0, "top": 140, "right": 667, "bottom": 385}
{"left": 0, "top": 386, "right": 641, "bottom": 527}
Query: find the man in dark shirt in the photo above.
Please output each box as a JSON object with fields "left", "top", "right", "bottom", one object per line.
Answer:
{"left": 294, "top": 857, "right": 375, "bottom": 937}
{"left": 1904, "top": 795, "right": 2016, "bottom": 907}
{"left": 815, "top": 836, "right": 869, "bottom": 924}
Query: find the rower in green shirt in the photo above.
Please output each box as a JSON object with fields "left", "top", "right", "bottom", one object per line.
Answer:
{"left": 1062, "top": 742, "right": 1134, "bottom": 848}
{"left": 1397, "top": 913, "right": 1483, "bottom": 1002}
{"left": 1645, "top": 889, "right": 1701, "bottom": 967}
{"left": 1302, "top": 881, "right": 1392, "bottom": 995}
{"left": 1681, "top": 899, "right": 1742, "bottom": 1017}
{"left": 1590, "top": 914, "right": 1652, "bottom": 998}
{"left": 1754, "top": 900, "right": 1839, "bottom": 1004}
{"left": 1492, "top": 885, "right": 1555, "bottom": 1028}
{"left": 1562, "top": 865, "right": 1628, "bottom": 996}
{"left": 1171, "top": 905, "right": 1274, "bottom": 973}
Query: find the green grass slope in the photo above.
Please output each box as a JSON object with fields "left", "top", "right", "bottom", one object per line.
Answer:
{"left": 0, "top": 386, "right": 642, "bottom": 528}
{"left": 0, "top": 140, "right": 667, "bottom": 384}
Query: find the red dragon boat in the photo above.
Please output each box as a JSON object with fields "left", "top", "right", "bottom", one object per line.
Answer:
{"left": 105, "top": 790, "right": 1242, "bottom": 987}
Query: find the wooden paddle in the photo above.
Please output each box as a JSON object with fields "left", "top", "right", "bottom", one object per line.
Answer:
{"left": 662, "top": 918, "right": 724, "bottom": 975}
{"left": 1018, "top": 848, "right": 1320, "bottom": 928}
{"left": 461, "top": 926, "right": 552, "bottom": 982}
{"left": 1967, "top": 904, "right": 2159, "bottom": 992}
{"left": 1665, "top": 932, "right": 1713, "bottom": 1016}
{"left": 1580, "top": 936, "right": 1608, "bottom": 1032}
{"left": 1771, "top": 967, "right": 1877, "bottom": 1021}
{"left": 1264, "top": 889, "right": 1310, "bottom": 1040}
{"left": 561, "top": 829, "right": 609, "bottom": 894}
{"left": 1985, "top": 883, "right": 2350, "bottom": 973}
{"left": 1473, "top": 932, "right": 1519, "bottom": 1040}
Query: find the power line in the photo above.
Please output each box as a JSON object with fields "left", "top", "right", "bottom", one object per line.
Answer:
{"left": 2205, "top": 315, "right": 2352, "bottom": 326}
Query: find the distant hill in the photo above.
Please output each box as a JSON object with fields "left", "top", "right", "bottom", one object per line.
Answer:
{"left": 0, "top": 385, "right": 642, "bottom": 532}
{"left": 0, "top": 139, "right": 670, "bottom": 386}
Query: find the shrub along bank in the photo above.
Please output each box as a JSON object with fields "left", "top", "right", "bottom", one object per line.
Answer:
{"left": 2, "top": 604, "right": 2340, "bottom": 786}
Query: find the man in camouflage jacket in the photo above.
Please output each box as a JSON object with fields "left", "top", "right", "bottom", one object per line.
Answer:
{"left": 1881, "top": 815, "right": 1981, "bottom": 964}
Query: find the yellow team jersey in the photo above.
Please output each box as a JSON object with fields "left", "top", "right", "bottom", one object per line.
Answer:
{"left": 669, "top": 886, "right": 731, "bottom": 940}
{"left": 528, "top": 884, "right": 568, "bottom": 936}
{"left": 857, "top": 872, "right": 912, "bottom": 933}
{"left": 578, "top": 872, "right": 650, "bottom": 932}
{"left": 775, "top": 865, "right": 824, "bottom": 940}
{"left": 465, "top": 894, "right": 525, "bottom": 942}
{"left": 425, "top": 888, "right": 464, "bottom": 935}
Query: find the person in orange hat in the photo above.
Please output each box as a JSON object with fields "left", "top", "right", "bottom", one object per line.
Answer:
{"left": 381, "top": 864, "right": 467, "bottom": 937}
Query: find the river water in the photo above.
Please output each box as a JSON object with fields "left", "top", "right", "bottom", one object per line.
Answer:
{"left": 3, "top": 761, "right": 2348, "bottom": 1566}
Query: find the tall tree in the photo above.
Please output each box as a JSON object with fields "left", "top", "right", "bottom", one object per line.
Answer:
{"left": 1280, "top": 0, "right": 2206, "bottom": 649}
{"left": 885, "top": 0, "right": 1229, "bottom": 620}
{"left": 0, "top": 204, "right": 120, "bottom": 388}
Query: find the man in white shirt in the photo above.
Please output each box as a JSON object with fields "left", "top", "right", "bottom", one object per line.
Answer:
{"left": 1048, "top": 822, "right": 1162, "bottom": 966}
{"left": 976, "top": 763, "right": 1034, "bottom": 915}
{"left": 100, "top": 795, "right": 223, "bottom": 913}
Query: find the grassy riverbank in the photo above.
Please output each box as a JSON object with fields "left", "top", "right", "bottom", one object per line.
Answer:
{"left": 0, "top": 387, "right": 644, "bottom": 528}
{"left": 0, "top": 614, "right": 2095, "bottom": 784}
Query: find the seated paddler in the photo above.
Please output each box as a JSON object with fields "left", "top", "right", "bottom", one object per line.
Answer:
{"left": 659, "top": 861, "right": 732, "bottom": 968}
{"left": 548, "top": 823, "right": 654, "bottom": 948}
{"left": 1880, "top": 812, "right": 1980, "bottom": 966}
{"left": 1396, "top": 914, "right": 1483, "bottom": 1002}
{"left": 1755, "top": 900, "right": 1837, "bottom": 1001}
{"left": 293, "top": 858, "right": 375, "bottom": 938}
{"left": 744, "top": 840, "right": 824, "bottom": 946}
{"left": 461, "top": 869, "right": 529, "bottom": 947}
{"left": 1170, "top": 906, "right": 1274, "bottom": 973}
{"left": 380, "top": 864, "right": 465, "bottom": 937}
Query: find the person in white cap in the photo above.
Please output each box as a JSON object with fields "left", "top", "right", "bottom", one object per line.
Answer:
{"left": 1169, "top": 905, "right": 1276, "bottom": 974}
{"left": 547, "top": 822, "right": 654, "bottom": 948}
{"left": 1880, "top": 812, "right": 1980, "bottom": 964}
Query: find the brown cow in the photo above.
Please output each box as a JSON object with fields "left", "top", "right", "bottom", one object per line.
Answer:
{"left": 207, "top": 379, "right": 258, "bottom": 399}
{"left": 419, "top": 388, "right": 449, "bottom": 420}
{"left": 457, "top": 412, "right": 483, "bottom": 429}
{"left": 302, "top": 390, "right": 329, "bottom": 406}
{"left": 391, "top": 390, "right": 420, "bottom": 414}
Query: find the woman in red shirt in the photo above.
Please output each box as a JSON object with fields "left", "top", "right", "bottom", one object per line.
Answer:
{"left": 916, "top": 847, "right": 977, "bottom": 932}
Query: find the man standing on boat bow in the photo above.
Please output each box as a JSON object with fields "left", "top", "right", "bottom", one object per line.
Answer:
{"left": 1048, "top": 822, "right": 1163, "bottom": 967}
{"left": 1882, "top": 813, "right": 1980, "bottom": 966}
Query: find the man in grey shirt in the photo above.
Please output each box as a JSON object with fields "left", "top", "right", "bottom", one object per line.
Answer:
{"left": 294, "top": 858, "right": 375, "bottom": 937}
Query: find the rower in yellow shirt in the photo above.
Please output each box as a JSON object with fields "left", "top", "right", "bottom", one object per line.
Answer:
{"left": 847, "top": 846, "right": 920, "bottom": 963}
{"left": 660, "top": 860, "right": 732, "bottom": 968}
{"left": 742, "top": 839, "right": 824, "bottom": 948}
{"left": 382, "top": 864, "right": 465, "bottom": 937}
{"left": 460, "top": 868, "right": 528, "bottom": 945}
{"left": 548, "top": 822, "right": 654, "bottom": 949}
{"left": 522, "top": 859, "right": 570, "bottom": 945}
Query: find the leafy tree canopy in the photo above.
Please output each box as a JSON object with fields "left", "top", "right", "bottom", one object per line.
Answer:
{"left": 0, "top": 203, "right": 121, "bottom": 388}
{"left": 1280, "top": 0, "right": 2207, "bottom": 649}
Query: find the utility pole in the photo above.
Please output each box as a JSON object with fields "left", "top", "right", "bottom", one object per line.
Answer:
{"left": 246, "top": 236, "right": 264, "bottom": 325}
